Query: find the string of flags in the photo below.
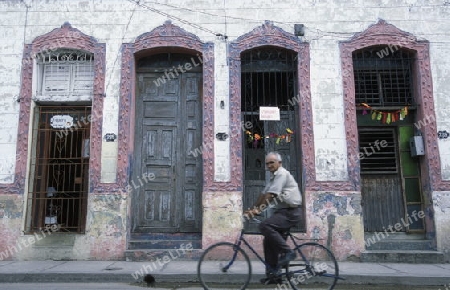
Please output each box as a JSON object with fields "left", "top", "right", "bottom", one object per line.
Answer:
{"left": 359, "top": 103, "right": 409, "bottom": 124}
{"left": 246, "top": 128, "right": 294, "bottom": 147}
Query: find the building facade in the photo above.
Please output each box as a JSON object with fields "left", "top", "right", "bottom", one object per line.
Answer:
{"left": 0, "top": 0, "right": 449, "bottom": 262}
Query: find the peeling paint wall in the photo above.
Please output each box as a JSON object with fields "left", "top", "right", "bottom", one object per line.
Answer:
{"left": 0, "top": 195, "right": 23, "bottom": 261}
{"left": 433, "top": 191, "right": 450, "bottom": 262}
{"left": 84, "top": 193, "right": 128, "bottom": 260}
{"left": 12, "top": 193, "right": 127, "bottom": 261}
{"left": 202, "top": 191, "right": 243, "bottom": 248}
{"left": 307, "top": 192, "right": 364, "bottom": 261}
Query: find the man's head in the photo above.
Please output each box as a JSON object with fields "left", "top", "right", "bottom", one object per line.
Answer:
{"left": 265, "top": 152, "right": 282, "bottom": 172}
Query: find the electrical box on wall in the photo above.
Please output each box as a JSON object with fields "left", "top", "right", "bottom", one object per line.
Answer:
{"left": 410, "top": 136, "right": 425, "bottom": 156}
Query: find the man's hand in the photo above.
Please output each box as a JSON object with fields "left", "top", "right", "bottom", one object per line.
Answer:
{"left": 244, "top": 208, "right": 261, "bottom": 216}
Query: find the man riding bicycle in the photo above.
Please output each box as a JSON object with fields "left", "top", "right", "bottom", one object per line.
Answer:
{"left": 244, "top": 151, "right": 302, "bottom": 285}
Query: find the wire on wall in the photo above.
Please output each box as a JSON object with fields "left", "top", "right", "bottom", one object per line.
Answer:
{"left": 105, "top": 0, "right": 139, "bottom": 94}
{"left": 127, "top": 0, "right": 222, "bottom": 37}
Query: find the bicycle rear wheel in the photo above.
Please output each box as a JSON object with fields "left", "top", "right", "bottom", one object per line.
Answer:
{"left": 197, "top": 242, "right": 251, "bottom": 290}
{"left": 286, "top": 242, "right": 338, "bottom": 290}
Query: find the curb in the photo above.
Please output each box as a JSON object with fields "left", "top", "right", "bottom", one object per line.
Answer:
{"left": 0, "top": 272, "right": 448, "bottom": 286}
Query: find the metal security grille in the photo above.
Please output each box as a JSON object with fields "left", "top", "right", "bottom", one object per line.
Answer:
{"left": 353, "top": 46, "right": 414, "bottom": 106}
{"left": 26, "top": 106, "right": 91, "bottom": 233}
{"left": 241, "top": 47, "right": 297, "bottom": 111}
{"left": 241, "top": 47, "right": 297, "bottom": 150}
{"left": 358, "top": 128, "right": 398, "bottom": 174}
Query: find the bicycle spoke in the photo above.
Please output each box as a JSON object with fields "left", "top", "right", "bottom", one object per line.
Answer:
{"left": 286, "top": 243, "right": 339, "bottom": 290}
{"left": 197, "top": 242, "right": 251, "bottom": 290}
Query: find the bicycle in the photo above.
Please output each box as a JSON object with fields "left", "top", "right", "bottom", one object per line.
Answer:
{"left": 197, "top": 218, "right": 343, "bottom": 290}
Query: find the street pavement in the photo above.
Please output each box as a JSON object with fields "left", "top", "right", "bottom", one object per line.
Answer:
{"left": 0, "top": 283, "right": 447, "bottom": 290}
{"left": 0, "top": 260, "right": 449, "bottom": 287}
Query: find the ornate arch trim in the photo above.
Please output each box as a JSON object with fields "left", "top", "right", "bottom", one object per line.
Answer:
{"left": 228, "top": 21, "right": 330, "bottom": 191}
{"left": 0, "top": 22, "right": 105, "bottom": 194}
{"left": 117, "top": 21, "right": 214, "bottom": 192}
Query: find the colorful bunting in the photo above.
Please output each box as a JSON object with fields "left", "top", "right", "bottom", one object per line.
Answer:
{"left": 246, "top": 128, "right": 294, "bottom": 147}
{"left": 360, "top": 103, "right": 409, "bottom": 124}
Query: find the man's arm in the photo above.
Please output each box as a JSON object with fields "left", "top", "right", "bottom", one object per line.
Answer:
{"left": 245, "top": 192, "right": 275, "bottom": 215}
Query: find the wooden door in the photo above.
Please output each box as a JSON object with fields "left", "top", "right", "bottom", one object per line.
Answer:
{"left": 133, "top": 72, "right": 202, "bottom": 233}
{"left": 359, "top": 128, "right": 405, "bottom": 232}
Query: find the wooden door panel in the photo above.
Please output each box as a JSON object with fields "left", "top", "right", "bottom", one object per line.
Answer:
{"left": 182, "top": 189, "right": 199, "bottom": 228}
{"left": 162, "top": 78, "right": 180, "bottom": 96}
{"left": 143, "top": 128, "right": 176, "bottom": 166}
{"left": 179, "top": 73, "right": 202, "bottom": 232}
{"left": 144, "top": 102, "right": 178, "bottom": 119}
{"left": 142, "top": 190, "right": 175, "bottom": 228}
{"left": 362, "top": 175, "right": 405, "bottom": 232}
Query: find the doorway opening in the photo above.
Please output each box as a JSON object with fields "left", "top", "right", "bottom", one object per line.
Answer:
{"left": 353, "top": 46, "right": 424, "bottom": 236}
{"left": 26, "top": 106, "right": 91, "bottom": 233}
{"left": 241, "top": 46, "right": 305, "bottom": 232}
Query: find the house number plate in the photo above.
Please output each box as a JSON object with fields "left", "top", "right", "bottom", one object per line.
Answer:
{"left": 438, "top": 130, "right": 449, "bottom": 139}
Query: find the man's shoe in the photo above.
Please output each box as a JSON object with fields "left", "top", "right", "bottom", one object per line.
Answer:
{"left": 260, "top": 277, "right": 282, "bottom": 285}
{"left": 260, "top": 269, "right": 282, "bottom": 285}
{"left": 278, "top": 250, "right": 296, "bottom": 266}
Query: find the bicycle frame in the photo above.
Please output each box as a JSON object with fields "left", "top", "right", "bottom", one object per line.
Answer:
{"left": 226, "top": 228, "right": 304, "bottom": 276}
{"left": 198, "top": 220, "right": 343, "bottom": 290}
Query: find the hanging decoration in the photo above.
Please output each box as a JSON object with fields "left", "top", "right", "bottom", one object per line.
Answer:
{"left": 359, "top": 103, "right": 409, "bottom": 124}
{"left": 246, "top": 128, "right": 294, "bottom": 147}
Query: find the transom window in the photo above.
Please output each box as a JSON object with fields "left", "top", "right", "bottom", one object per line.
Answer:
{"left": 37, "top": 49, "right": 94, "bottom": 96}
{"left": 353, "top": 46, "right": 415, "bottom": 106}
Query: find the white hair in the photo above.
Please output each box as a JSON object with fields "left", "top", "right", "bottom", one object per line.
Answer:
{"left": 266, "top": 152, "right": 282, "bottom": 162}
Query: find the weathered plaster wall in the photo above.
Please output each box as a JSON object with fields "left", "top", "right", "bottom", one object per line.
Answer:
{"left": 202, "top": 191, "right": 243, "bottom": 247}
{"left": 433, "top": 191, "right": 450, "bottom": 262}
{"left": 306, "top": 191, "right": 364, "bottom": 261}
{"left": 13, "top": 193, "right": 127, "bottom": 260}
{"left": 83, "top": 193, "right": 128, "bottom": 260}
{"left": 311, "top": 38, "right": 348, "bottom": 182}
{"left": 213, "top": 39, "right": 231, "bottom": 182}
{"left": 0, "top": 195, "right": 23, "bottom": 260}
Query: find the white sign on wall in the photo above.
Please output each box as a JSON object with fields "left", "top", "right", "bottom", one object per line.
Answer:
{"left": 259, "top": 106, "right": 280, "bottom": 121}
{"left": 50, "top": 115, "right": 74, "bottom": 129}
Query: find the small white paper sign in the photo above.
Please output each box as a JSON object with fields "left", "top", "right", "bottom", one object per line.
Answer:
{"left": 259, "top": 106, "right": 280, "bottom": 121}
{"left": 50, "top": 115, "right": 73, "bottom": 129}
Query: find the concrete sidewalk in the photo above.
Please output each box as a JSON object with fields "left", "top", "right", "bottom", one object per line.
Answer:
{"left": 0, "top": 260, "right": 449, "bottom": 286}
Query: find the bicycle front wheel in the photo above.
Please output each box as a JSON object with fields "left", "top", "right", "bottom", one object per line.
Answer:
{"left": 286, "top": 242, "right": 338, "bottom": 290}
{"left": 197, "top": 242, "right": 251, "bottom": 290}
